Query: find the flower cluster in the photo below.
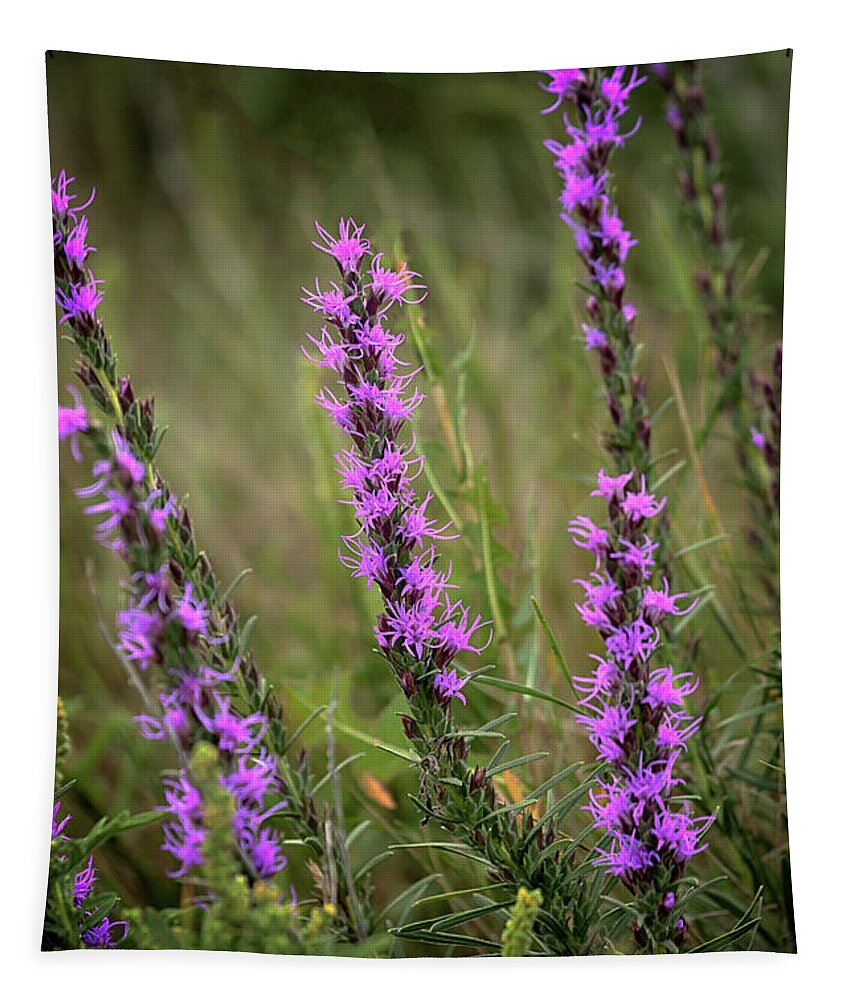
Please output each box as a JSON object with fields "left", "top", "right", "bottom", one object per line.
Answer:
{"left": 54, "top": 172, "right": 288, "bottom": 888}
{"left": 49, "top": 802, "right": 129, "bottom": 948}
{"left": 541, "top": 67, "right": 651, "bottom": 473}
{"left": 570, "top": 470, "right": 712, "bottom": 944}
{"left": 303, "top": 218, "right": 491, "bottom": 713}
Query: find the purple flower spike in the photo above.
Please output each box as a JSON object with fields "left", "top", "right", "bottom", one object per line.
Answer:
{"left": 303, "top": 219, "right": 487, "bottom": 718}
{"left": 568, "top": 472, "right": 711, "bottom": 935}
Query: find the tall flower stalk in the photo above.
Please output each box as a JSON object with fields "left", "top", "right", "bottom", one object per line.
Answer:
{"left": 303, "top": 219, "right": 602, "bottom": 955}
{"left": 53, "top": 172, "right": 370, "bottom": 941}
{"left": 540, "top": 67, "right": 651, "bottom": 478}
{"left": 653, "top": 62, "right": 780, "bottom": 595}
{"left": 569, "top": 469, "right": 711, "bottom": 953}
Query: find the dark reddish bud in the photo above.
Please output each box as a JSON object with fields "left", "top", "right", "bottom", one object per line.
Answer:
{"left": 400, "top": 672, "right": 417, "bottom": 700}
{"left": 470, "top": 766, "right": 488, "bottom": 792}
{"left": 400, "top": 715, "right": 420, "bottom": 741}
{"left": 607, "top": 395, "right": 623, "bottom": 427}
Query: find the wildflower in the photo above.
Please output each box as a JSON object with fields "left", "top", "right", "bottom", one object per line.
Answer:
{"left": 64, "top": 215, "right": 94, "bottom": 268}
{"left": 52, "top": 801, "right": 71, "bottom": 840}
{"left": 644, "top": 667, "right": 700, "bottom": 712}
{"left": 303, "top": 220, "right": 487, "bottom": 727}
{"left": 174, "top": 583, "right": 211, "bottom": 637}
{"left": 196, "top": 693, "right": 266, "bottom": 754}
{"left": 539, "top": 68, "right": 586, "bottom": 113}
{"left": 750, "top": 426, "right": 767, "bottom": 451}
{"left": 642, "top": 579, "right": 699, "bottom": 625}
{"left": 435, "top": 607, "right": 492, "bottom": 665}
{"left": 568, "top": 515, "right": 610, "bottom": 563}
{"left": 58, "top": 384, "right": 88, "bottom": 462}
{"left": 591, "top": 468, "right": 633, "bottom": 501}
{"left": 72, "top": 855, "right": 98, "bottom": 908}
{"left": 51, "top": 169, "right": 94, "bottom": 221}
{"left": 368, "top": 254, "right": 427, "bottom": 311}
{"left": 621, "top": 475, "right": 667, "bottom": 522}
{"left": 312, "top": 218, "right": 370, "bottom": 272}
{"left": 433, "top": 668, "right": 470, "bottom": 706}
{"left": 55, "top": 271, "right": 104, "bottom": 324}
{"left": 81, "top": 917, "right": 129, "bottom": 949}
{"left": 570, "top": 473, "right": 710, "bottom": 930}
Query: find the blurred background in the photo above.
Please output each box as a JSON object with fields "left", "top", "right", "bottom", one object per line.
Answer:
{"left": 49, "top": 50, "right": 792, "bottom": 945}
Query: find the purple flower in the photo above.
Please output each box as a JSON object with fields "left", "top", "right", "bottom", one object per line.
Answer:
{"left": 51, "top": 170, "right": 94, "bottom": 221}
{"left": 196, "top": 693, "right": 266, "bottom": 754}
{"left": 750, "top": 426, "right": 767, "bottom": 451}
{"left": 52, "top": 801, "right": 71, "bottom": 840}
{"left": 72, "top": 855, "right": 98, "bottom": 908}
{"left": 591, "top": 468, "right": 633, "bottom": 501}
{"left": 642, "top": 579, "right": 699, "bottom": 625}
{"left": 368, "top": 254, "right": 427, "bottom": 311}
{"left": 174, "top": 582, "right": 211, "bottom": 637}
{"left": 58, "top": 384, "right": 88, "bottom": 462}
{"left": 222, "top": 748, "right": 281, "bottom": 808}
{"left": 643, "top": 667, "right": 699, "bottom": 712}
{"left": 312, "top": 218, "right": 370, "bottom": 272}
{"left": 244, "top": 825, "right": 288, "bottom": 879}
{"left": 81, "top": 917, "right": 129, "bottom": 949}
{"left": 433, "top": 668, "right": 470, "bottom": 706}
{"left": 56, "top": 271, "right": 104, "bottom": 324}
{"left": 539, "top": 68, "right": 586, "bottom": 114}
{"left": 621, "top": 475, "right": 667, "bottom": 522}
{"left": 568, "top": 515, "right": 610, "bottom": 564}
{"left": 116, "top": 606, "right": 162, "bottom": 669}
{"left": 582, "top": 325, "right": 608, "bottom": 351}
{"left": 435, "top": 607, "right": 491, "bottom": 665}
{"left": 64, "top": 215, "right": 95, "bottom": 268}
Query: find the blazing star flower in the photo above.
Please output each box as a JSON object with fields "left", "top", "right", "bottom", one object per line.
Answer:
{"left": 642, "top": 579, "right": 699, "bottom": 625}
{"left": 569, "top": 473, "right": 711, "bottom": 927}
{"left": 539, "top": 68, "right": 586, "bottom": 113}
{"left": 196, "top": 693, "right": 266, "bottom": 754}
{"left": 541, "top": 68, "right": 654, "bottom": 473}
{"left": 81, "top": 917, "right": 129, "bottom": 949}
{"left": 51, "top": 170, "right": 94, "bottom": 221}
{"left": 583, "top": 325, "right": 608, "bottom": 351}
{"left": 433, "top": 667, "right": 470, "bottom": 705}
{"left": 303, "top": 220, "right": 488, "bottom": 722}
{"left": 222, "top": 749, "right": 282, "bottom": 808}
{"left": 568, "top": 515, "right": 610, "bottom": 564}
{"left": 591, "top": 468, "right": 634, "bottom": 501}
{"left": 58, "top": 384, "right": 88, "bottom": 462}
{"left": 174, "top": 582, "right": 211, "bottom": 637}
{"left": 750, "top": 426, "right": 767, "bottom": 451}
{"left": 621, "top": 475, "right": 667, "bottom": 522}
{"left": 312, "top": 218, "right": 370, "bottom": 272}
{"left": 368, "top": 254, "right": 427, "bottom": 311}
{"left": 72, "top": 855, "right": 98, "bottom": 908}
{"left": 55, "top": 271, "right": 104, "bottom": 324}
{"left": 243, "top": 825, "right": 288, "bottom": 879}
{"left": 64, "top": 215, "right": 94, "bottom": 268}
{"left": 52, "top": 801, "right": 71, "bottom": 840}
{"left": 162, "top": 818, "right": 206, "bottom": 878}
